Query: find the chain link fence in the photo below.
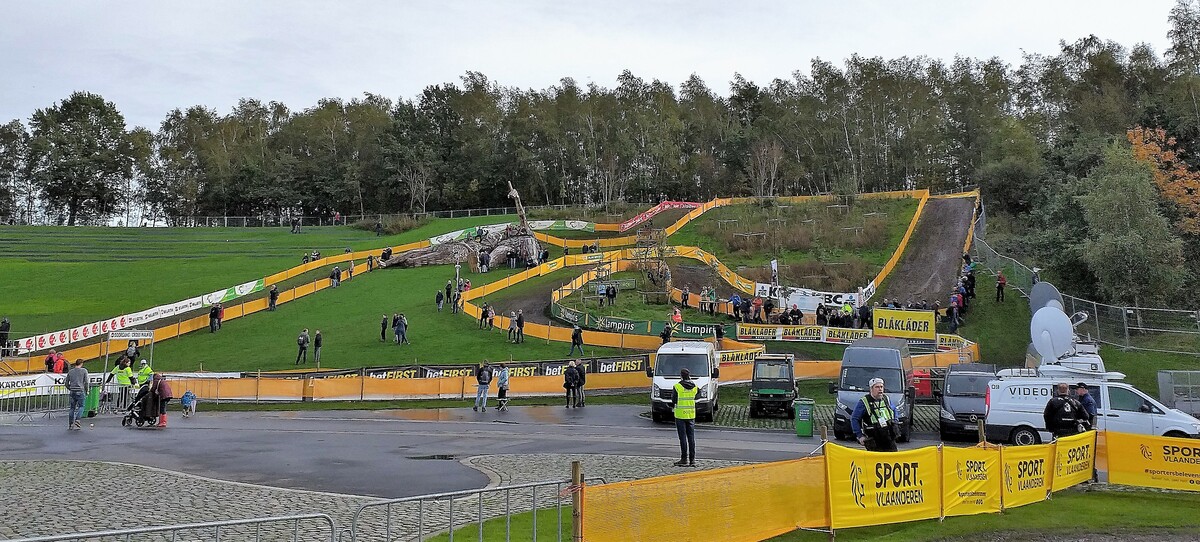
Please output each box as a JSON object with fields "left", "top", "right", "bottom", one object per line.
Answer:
{"left": 971, "top": 225, "right": 1200, "bottom": 356}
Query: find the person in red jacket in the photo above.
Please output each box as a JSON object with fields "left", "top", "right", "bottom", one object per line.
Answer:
{"left": 996, "top": 271, "right": 1008, "bottom": 302}
{"left": 152, "top": 373, "right": 173, "bottom": 428}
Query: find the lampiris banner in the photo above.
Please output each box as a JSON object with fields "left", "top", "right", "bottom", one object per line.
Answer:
{"left": 649, "top": 321, "right": 731, "bottom": 340}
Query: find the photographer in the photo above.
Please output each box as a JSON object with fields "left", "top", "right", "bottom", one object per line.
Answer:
{"left": 851, "top": 378, "right": 898, "bottom": 452}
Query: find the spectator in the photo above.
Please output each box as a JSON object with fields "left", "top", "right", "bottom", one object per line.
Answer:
{"left": 764, "top": 298, "right": 774, "bottom": 322}
{"left": 313, "top": 330, "right": 323, "bottom": 364}
{"left": 751, "top": 297, "right": 764, "bottom": 323}
{"left": 436, "top": 290, "right": 445, "bottom": 312}
{"left": 564, "top": 360, "right": 581, "bottom": 408}
{"left": 487, "top": 305, "right": 496, "bottom": 330}
{"left": 713, "top": 324, "right": 724, "bottom": 350}
{"left": 473, "top": 361, "right": 493, "bottom": 412}
{"left": 660, "top": 324, "right": 673, "bottom": 344}
{"left": 569, "top": 325, "right": 584, "bottom": 356}
{"left": 65, "top": 359, "right": 89, "bottom": 430}
{"left": 815, "top": 305, "right": 828, "bottom": 326}
{"left": 380, "top": 314, "right": 388, "bottom": 342}
{"left": 608, "top": 282, "right": 618, "bottom": 306}
{"left": 576, "top": 360, "right": 587, "bottom": 407}
{"left": 515, "top": 310, "right": 525, "bottom": 343}
{"left": 180, "top": 390, "right": 197, "bottom": 418}
{"left": 508, "top": 311, "right": 518, "bottom": 342}
{"left": 597, "top": 283, "right": 607, "bottom": 307}
{"left": 671, "top": 308, "right": 683, "bottom": 324}
{"left": 495, "top": 364, "right": 510, "bottom": 411}
{"left": 209, "top": 304, "right": 220, "bottom": 333}
{"left": 268, "top": 285, "right": 279, "bottom": 311}
{"left": 682, "top": 286, "right": 691, "bottom": 307}
{"left": 330, "top": 266, "right": 341, "bottom": 287}
{"left": 153, "top": 373, "right": 173, "bottom": 427}
{"left": 217, "top": 303, "right": 225, "bottom": 330}
{"left": 729, "top": 294, "right": 742, "bottom": 321}
{"left": 479, "top": 303, "right": 490, "bottom": 329}
{"left": 0, "top": 317, "right": 9, "bottom": 357}
{"left": 397, "top": 314, "right": 410, "bottom": 345}
{"left": 996, "top": 271, "right": 1007, "bottom": 302}
{"left": 44, "top": 349, "right": 58, "bottom": 373}
{"left": 296, "top": 328, "right": 310, "bottom": 364}
{"left": 374, "top": 221, "right": 383, "bottom": 236}
{"left": 137, "top": 359, "right": 153, "bottom": 386}
{"left": 860, "top": 304, "right": 873, "bottom": 330}
{"left": 367, "top": 254, "right": 375, "bottom": 271}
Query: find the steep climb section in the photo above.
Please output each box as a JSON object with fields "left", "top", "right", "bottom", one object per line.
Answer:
{"left": 876, "top": 196, "right": 977, "bottom": 305}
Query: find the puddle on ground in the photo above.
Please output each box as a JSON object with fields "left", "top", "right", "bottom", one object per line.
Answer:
{"left": 407, "top": 454, "right": 458, "bottom": 460}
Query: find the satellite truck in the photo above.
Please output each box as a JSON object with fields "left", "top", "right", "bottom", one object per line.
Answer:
{"left": 984, "top": 282, "right": 1200, "bottom": 444}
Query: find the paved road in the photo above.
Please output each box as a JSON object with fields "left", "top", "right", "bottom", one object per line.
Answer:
{"left": 0, "top": 405, "right": 837, "bottom": 499}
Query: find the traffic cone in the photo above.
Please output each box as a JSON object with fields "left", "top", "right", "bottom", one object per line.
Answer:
{"left": 158, "top": 414, "right": 167, "bottom": 428}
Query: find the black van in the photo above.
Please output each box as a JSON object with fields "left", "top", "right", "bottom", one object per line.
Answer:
{"left": 936, "top": 362, "right": 996, "bottom": 441}
{"left": 829, "top": 338, "right": 914, "bottom": 442}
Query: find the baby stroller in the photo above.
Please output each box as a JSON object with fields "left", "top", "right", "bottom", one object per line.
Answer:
{"left": 121, "top": 383, "right": 160, "bottom": 428}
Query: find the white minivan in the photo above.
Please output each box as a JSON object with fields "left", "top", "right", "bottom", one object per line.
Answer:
{"left": 985, "top": 377, "right": 1200, "bottom": 445}
{"left": 647, "top": 341, "right": 720, "bottom": 423}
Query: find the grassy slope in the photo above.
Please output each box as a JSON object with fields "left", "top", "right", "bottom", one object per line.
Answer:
{"left": 668, "top": 198, "right": 917, "bottom": 269}
{"left": 0, "top": 216, "right": 515, "bottom": 333}
{"left": 149, "top": 264, "right": 629, "bottom": 372}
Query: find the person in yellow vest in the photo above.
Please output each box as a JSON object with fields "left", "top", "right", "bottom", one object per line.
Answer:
{"left": 851, "top": 377, "right": 898, "bottom": 452}
{"left": 136, "top": 359, "right": 154, "bottom": 386}
{"left": 106, "top": 357, "right": 135, "bottom": 408}
{"left": 669, "top": 368, "right": 698, "bottom": 467}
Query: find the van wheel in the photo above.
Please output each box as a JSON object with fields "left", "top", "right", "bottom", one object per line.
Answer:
{"left": 1165, "top": 431, "right": 1189, "bottom": 439}
{"left": 749, "top": 405, "right": 760, "bottom": 418}
{"left": 651, "top": 412, "right": 663, "bottom": 423}
{"left": 1010, "top": 427, "right": 1040, "bottom": 446}
{"left": 833, "top": 430, "right": 849, "bottom": 441}
{"left": 896, "top": 429, "right": 911, "bottom": 443}
{"left": 786, "top": 407, "right": 796, "bottom": 419}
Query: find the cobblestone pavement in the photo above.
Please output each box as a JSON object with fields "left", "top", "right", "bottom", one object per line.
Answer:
{"left": 2, "top": 454, "right": 749, "bottom": 541}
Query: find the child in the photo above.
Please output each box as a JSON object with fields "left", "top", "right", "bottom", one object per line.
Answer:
{"left": 180, "top": 390, "right": 197, "bottom": 418}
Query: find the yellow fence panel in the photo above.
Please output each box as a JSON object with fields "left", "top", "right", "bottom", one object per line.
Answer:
{"left": 825, "top": 443, "right": 941, "bottom": 529}
{"left": 583, "top": 456, "right": 828, "bottom": 542}
{"left": 999, "top": 442, "right": 1054, "bottom": 509}
{"left": 1052, "top": 431, "right": 1096, "bottom": 491}
{"left": 1103, "top": 430, "right": 1200, "bottom": 491}
{"left": 941, "top": 444, "right": 1002, "bottom": 518}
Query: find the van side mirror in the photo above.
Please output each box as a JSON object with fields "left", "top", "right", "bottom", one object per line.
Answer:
{"left": 645, "top": 367, "right": 653, "bottom": 378}
{"left": 711, "top": 367, "right": 720, "bottom": 378}
{"left": 828, "top": 382, "right": 837, "bottom": 394}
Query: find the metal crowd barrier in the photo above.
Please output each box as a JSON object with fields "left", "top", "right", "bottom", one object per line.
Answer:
{"left": 347, "top": 478, "right": 605, "bottom": 542}
{"left": 5, "top": 513, "right": 338, "bottom": 542}
{"left": 0, "top": 385, "right": 70, "bottom": 422}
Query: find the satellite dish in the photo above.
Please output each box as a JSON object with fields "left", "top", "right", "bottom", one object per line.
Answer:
{"left": 1030, "top": 306, "right": 1074, "bottom": 364}
{"left": 1029, "top": 282, "right": 1064, "bottom": 314}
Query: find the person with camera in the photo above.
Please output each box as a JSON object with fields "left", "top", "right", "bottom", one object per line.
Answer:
{"left": 851, "top": 378, "right": 899, "bottom": 452}
{"left": 1044, "top": 382, "right": 1091, "bottom": 438}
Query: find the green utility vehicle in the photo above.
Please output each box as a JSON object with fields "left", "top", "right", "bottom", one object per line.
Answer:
{"left": 749, "top": 353, "right": 797, "bottom": 418}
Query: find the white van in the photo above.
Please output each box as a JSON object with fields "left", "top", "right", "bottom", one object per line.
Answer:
{"left": 985, "top": 377, "right": 1200, "bottom": 445}
{"left": 647, "top": 341, "right": 720, "bottom": 423}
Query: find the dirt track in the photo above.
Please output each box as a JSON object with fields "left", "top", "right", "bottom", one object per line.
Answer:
{"left": 877, "top": 197, "right": 975, "bottom": 305}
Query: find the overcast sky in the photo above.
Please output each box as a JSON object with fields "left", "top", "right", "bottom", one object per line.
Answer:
{"left": 1, "top": 1, "right": 1177, "bottom": 130}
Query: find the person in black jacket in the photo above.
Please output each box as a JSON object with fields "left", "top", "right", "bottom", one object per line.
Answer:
{"left": 268, "top": 285, "right": 279, "bottom": 311}
{"left": 313, "top": 330, "right": 323, "bottom": 364}
{"left": 1044, "top": 383, "right": 1091, "bottom": 437}
{"left": 515, "top": 310, "right": 525, "bottom": 343}
{"left": 564, "top": 361, "right": 581, "bottom": 408}
{"left": 0, "top": 317, "right": 10, "bottom": 357}
{"left": 209, "top": 305, "right": 220, "bottom": 333}
{"left": 569, "top": 325, "right": 584, "bottom": 356}
{"left": 575, "top": 360, "right": 587, "bottom": 407}
{"left": 473, "top": 360, "right": 493, "bottom": 412}
{"left": 380, "top": 314, "right": 388, "bottom": 342}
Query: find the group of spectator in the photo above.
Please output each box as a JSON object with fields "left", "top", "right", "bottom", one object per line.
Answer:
{"left": 595, "top": 282, "right": 619, "bottom": 306}
{"left": 208, "top": 303, "right": 225, "bottom": 333}
{"left": 301, "top": 250, "right": 321, "bottom": 264}
{"left": 380, "top": 314, "right": 409, "bottom": 346}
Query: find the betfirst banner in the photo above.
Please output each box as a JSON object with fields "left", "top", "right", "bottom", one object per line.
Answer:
{"left": 1000, "top": 443, "right": 1054, "bottom": 508}
{"left": 1052, "top": 431, "right": 1096, "bottom": 491}
{"left": 754, "top": 283, "right": 859, "bottom": 312}
{"left": 825, "top": 443, "right": 941, "bottom": 529}
{"left": 1104, "top": 431, "right": 1200, "bottom": 491}
{"left": 872, "top": 308, "right": 936, "bottom": 341}
{"left": 942, "top": 445, "right": 1002, "bottom": 517}
{"left": 17, "top": 278, "right": 264, "bottom": 354}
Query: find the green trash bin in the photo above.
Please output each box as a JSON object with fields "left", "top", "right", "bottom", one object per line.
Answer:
{"left": 84, "top": 386, "right": 101, "bottom": 418}
{"left": 794, "top": 398, "right": 814, "bottom": 438}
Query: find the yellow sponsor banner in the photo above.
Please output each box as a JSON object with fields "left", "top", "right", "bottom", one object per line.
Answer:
{"left": 1052, "top": 431, "right": 1096, "bottom": 491}
{"left": 937, "top": 334, "right": 969, "bottom": 350}
{"left": 942, "top": 445, "right": 1002, "bottom": 517}
{"left": 1105, "top": 431, "right": 1200, "bottom": 491}
{"left": 825, "top": 443, "right": 941, "bottom": 529}
{"left": 1000, "top": 443, "right": 1054, "bottom": 509}
{"left": 719, "top": 345, "right": 765, "bottom": 364}
{"left": 873, "top": 308, "right": 936, "bottom": 341}
{"left": 824, "top": 327, "right": 872, "bottom": 344}
{"left": 736, "top": 323, "right": 781, "bottom": 341}
{"left": 782, "top": 325, "right": 825, "bottom": 341}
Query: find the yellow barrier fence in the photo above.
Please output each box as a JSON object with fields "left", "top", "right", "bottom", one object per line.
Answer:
{"left": 583, "top": 431, "right": 1108, "bottom": 540}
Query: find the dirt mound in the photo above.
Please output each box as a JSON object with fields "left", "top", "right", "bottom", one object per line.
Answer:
{"left": 877, "top": 197, "right": 975, "bottom": 305}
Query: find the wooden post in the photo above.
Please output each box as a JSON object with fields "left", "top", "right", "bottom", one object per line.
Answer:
{"left": 572, "top": 460, "right": 584, "bottom": 542}
{"left": 977, "top": 419, "right": 986, "bottom": 444}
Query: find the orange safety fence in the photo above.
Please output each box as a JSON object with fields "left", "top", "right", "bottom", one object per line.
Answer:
{"left": 583, "top": 430, "right": 1108, "bottom": 541}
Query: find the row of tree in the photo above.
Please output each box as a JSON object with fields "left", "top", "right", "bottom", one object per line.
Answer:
{"left": 0, "top": 1, "right": 1198, "bottom": 306}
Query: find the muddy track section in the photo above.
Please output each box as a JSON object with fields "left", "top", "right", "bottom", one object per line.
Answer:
{"left": 878, "top": 197, "right": 975, "bottom": 305}
{"left": 482, "top": 266, "right": 597, "bottom": 325}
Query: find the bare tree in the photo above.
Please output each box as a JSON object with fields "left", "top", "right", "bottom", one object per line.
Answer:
{"left": 749, "top": 138, "right": 784, "bottom": 197}
{"left": 401, "top": 165, "right": 433, "bottom": 213}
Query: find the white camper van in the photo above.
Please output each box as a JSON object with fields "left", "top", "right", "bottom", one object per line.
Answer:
{"left": 985, "top": 377, "right": 1200, "bottom": 444}
{"left": 648, "top": 341, "right": 720, "bottom": 422}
